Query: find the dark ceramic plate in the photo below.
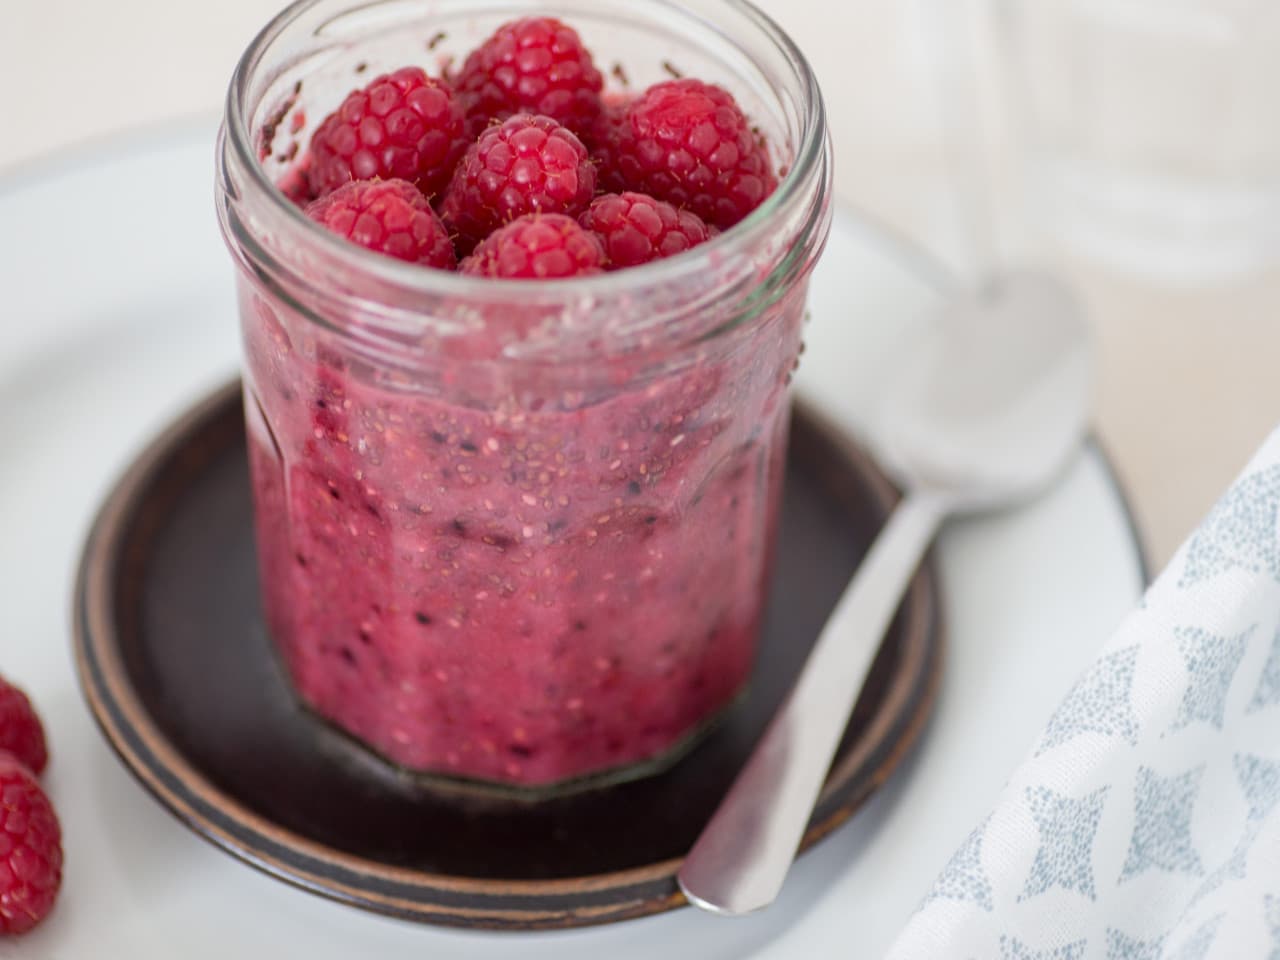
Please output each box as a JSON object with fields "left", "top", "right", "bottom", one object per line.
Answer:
{"left": 74, "top": 381, "right": 942, "bottom": 931}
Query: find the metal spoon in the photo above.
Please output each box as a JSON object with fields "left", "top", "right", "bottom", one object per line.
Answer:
{"left": 677, "top": 270, "right": 1093, "bottom": 916}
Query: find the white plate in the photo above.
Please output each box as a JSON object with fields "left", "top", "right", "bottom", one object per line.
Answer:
{"left": 0, "top": 125, "right": 1145, "bottom": 959}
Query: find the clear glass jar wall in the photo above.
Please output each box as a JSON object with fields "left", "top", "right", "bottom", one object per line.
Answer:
{"left": 217, "top": 0, "right": 832, "bottom": 791}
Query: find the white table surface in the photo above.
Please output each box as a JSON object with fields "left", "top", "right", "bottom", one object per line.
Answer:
{"left": 4, "top": 0, "right": 1278, "bottom": 567}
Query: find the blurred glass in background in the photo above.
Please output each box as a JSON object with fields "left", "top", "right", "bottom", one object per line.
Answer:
{"left": 997, "top": 0, "right": 1280, "bottom": 284}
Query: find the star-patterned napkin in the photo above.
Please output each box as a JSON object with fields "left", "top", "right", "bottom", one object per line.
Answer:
{"left": 884, "top": 434, "right": 1280, "bottom": 960}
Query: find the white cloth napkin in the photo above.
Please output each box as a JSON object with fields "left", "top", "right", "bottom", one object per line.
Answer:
{"left": 885, "top": 433, "right": 1280, "bottom": 960}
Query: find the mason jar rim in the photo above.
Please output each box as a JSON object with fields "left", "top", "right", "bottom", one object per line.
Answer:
{"left": 223, "top": 0, "right": 829, "bottom": 299}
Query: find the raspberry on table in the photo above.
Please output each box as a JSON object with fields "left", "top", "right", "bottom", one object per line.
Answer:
{"left": 0, "top": 755, "right": 61, "bottom": 936}
{"left": 306, "top": 179, "right": 457, "bottom": 269}
{"left": 461, "top": 213, "right": 605, "bottom": 279}
{"left": 0, "top": 679, "right": 46, "bottom": 778}
{"left": 579, "top": 192, "right": 714, "bottom": 269}
{"left": 306, "top": 66, "right": 466, "bottom": 201}
{"left": 454, "top": 17, "right": 604, "bottom": 140}
{"left": 595, "top": 78, "right": 777, "bottom": 231}
{"left": 440, "top": 113, "right": 597, "bottom": 254}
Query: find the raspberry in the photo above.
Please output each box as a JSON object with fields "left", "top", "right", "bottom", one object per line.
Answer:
{"left": 461, "top": 214, "right": 604, "bottom": 279}
{"left": 454, "top": 17, "right": 603, "bottom": 140}
{"left": 0, "top": 755, "right": 61, "bottom": 935}
{"left": 305, "top": 179, "right": 457, "bottom": 269}
{"left": 597, "top": 79, "right": 777, "bottom": 231}
{"left": 583, "top": 99, "right": 626, "bottom": 154}
{"left": 440, "top": 114, "right": 596, "bottom": 254}
{"left": 0, "top": 680, "right": 46, "bottom": 778}
{"left": 306, "top": 67, "right": 466, "bottom": 201}
{"left": 579, "top": 192, "right": 714, "bottom": 269}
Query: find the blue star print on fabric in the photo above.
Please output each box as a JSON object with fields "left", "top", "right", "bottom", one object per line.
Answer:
{"left": 1236, "top": 752, "right": 1280, "bottom": 819}
{"left": 999, "top": 936, "right": 1086, "bottom": 959}
{"left": 1180, "top": 464, "right": 1280, "bottom": 587}
{"left": 1266, "top": 893, "right": 1280, "bottom": 960}
{"left": 1037, "top": 645, "right": 1141, "bottom": 757}
{"left": 1105, "top": 929, "right": 1163, "bottom": 960}
{"left": 922, "top": 818, "right": 994, "bottom": 912}
{"left": 1018, "top": 785, "right": 1109, "bottom": 902}
{"left": 1164, "top": 915, "right": 1223, "bottom": 960}
{"left": 1168, "top": 626, "right": 1251, "bottom": 733}
{"left": 1249, "top": 627, "right": 1280, "bottom": 714}
{"left": 1191, "top": 755, "right": 1280, "bottom": 904}
{"left": 1119, "top": 765, "right": 1204, "bottom": 882}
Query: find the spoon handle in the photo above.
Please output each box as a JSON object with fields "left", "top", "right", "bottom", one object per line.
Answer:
{"left": 678, "top": 491, "right": 947, "bottom": 916}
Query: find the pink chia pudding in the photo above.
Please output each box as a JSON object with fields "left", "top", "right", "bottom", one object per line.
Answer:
{"left": 243, "top": 293, "right": 801, "bottom": 787}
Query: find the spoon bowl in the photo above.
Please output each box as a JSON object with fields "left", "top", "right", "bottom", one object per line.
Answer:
{"left": 876, "top": 271, "right": 1093, "bottom": 509}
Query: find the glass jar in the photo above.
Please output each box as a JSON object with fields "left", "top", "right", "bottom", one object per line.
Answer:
{"left": 216, "top": 0, "right": 832, "bottom": 793}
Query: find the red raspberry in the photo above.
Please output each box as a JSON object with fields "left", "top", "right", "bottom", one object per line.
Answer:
{"left": 583, "top": 99, "right": 626, "bottom": 154}
{"left": 454, "top": 17, "right": 603, "bottom": 140}
{"left": 579, "top": 192, "right": 714, "bottom": 269}
{"left": 0, "top": 755, "right": 62, "bottom": 935}
{"left": 306, "top": 67, "right": 466, "bottom": 201}
{"left": 461, "top": 214, "right": 604, "bottom": 279}
{"left": 306, "top": 179, "right": 457, "bottom": 269}
{"left": 597, "top": 79, "right": 777, "bottom": 231}
{"left": 440, "top": 114, "right": 596, "bottom": 254}
{"left": 0, "top": 679, "right": 46, "bottom": 778}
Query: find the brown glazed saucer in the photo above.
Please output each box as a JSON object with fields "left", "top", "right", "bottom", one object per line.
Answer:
{"left": 73, "top": 381, "right": 943, "bottom": 931}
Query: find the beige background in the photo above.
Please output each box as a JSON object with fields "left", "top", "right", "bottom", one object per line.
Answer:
{"left": 4, "top": 0, "right": 1275, "bottom": 568}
